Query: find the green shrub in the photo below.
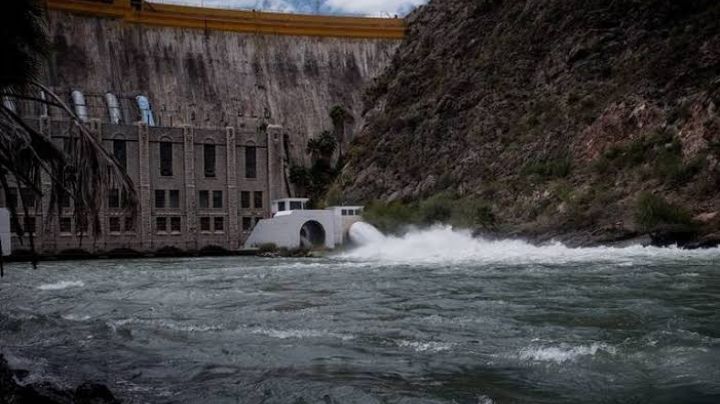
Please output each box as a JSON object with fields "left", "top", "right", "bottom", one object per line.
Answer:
{"left": 593, "top": 129, "right": 703, "bottom": 185}
{"left": 521, "top": 156, "right": 572, "bottom": 179}
{"left": 417, "top": 193, "right": 454, "bottom": 223}
{"left": 257, "top": 243, "right": 278, "bottom": 254}
{"left": 362, "top": 194, "right": 497, "bottom": 233}
{"left": 362, "top": 200, "right": 417, "bottom": 233}
{"left": 469, "top": 203, "right": 496, "bottom": 229}
{"left": 289, "top": 165, "right": 311, "bottom": 188}
{"left": 306, "top": 130, "right": 337, "bottom": 157}
{"left": 634, "top": 192, "right": 695, "bottom": 233}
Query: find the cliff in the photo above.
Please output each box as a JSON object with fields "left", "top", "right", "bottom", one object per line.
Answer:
{"left": 339, "top": 0, "right": 720, "bottom": 246}
{"left": 44, "top": 5, "right": 400, "bottom": 163}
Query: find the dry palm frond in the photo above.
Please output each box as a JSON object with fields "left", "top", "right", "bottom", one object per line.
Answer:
{"left": 0, "top": 1, "right": 136, "bottom": 271}
{"left": 0, "top": 86, "right": 138, "bottom": 269}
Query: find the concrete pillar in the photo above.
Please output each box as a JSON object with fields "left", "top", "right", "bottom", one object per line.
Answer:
{"left": 225, "top": 127, "right": 239, "bottom": 249}
{"left": 266, "top": 124, "right": 285, "bottom": 215}
{"left": 137, "top": 123, "right": 152, "bottom": 251}
{"left": 182, "top": 125, "right": 197, "bottom": 251}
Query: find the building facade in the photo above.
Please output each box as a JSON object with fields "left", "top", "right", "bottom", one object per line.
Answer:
{"left": 0, "top": 0, "right": 406, "bottom": 257}
{"left": 1, "top": 93, "right": 286, "bottom": 256}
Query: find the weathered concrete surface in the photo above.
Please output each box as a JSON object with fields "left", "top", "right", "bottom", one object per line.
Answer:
{"left": 45, "top": 9, "right": 399, "bottom": 161}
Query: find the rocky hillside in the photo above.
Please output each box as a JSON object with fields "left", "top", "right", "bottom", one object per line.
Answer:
{"left": 338, "top": 0, "right": 720, "bottom": 246}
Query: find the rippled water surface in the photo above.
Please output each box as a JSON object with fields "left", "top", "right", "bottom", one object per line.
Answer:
{"left": 1, "top": 228, "right": 720, "bottom": 403}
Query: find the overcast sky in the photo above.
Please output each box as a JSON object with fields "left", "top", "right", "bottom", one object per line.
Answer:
{"left": 154, "top": 0, "right": 426, "bottom": 17}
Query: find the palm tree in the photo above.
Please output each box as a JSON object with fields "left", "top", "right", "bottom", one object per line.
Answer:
{"left": 0, "top": 0, "right": 136, "bottom": 272}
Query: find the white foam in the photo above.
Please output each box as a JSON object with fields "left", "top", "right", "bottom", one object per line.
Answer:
{"left": 110, "top": 318, "right": 223, "bottom": 332}
{"left": 249, "top": 327, "right": 355, "bottom": 341}
{"left": 62, "top": 314, "right": 91, "bottom": 321}
{"left": 341, "top": 225, "right": 720, "bottom": 265}
{"left": 37, "top": 280, "right": 85, "bottom": 290}
{"left": 397, "top": 339, "right": 454, "bottom": 352}
{"left": 518, "top": 342, "right": 616, "bottom": 364}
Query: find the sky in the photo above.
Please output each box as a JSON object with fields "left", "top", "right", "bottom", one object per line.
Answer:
{"left": 154, "top": 0, "right": 427, "bottom": 17}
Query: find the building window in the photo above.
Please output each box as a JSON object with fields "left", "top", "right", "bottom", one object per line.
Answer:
{"left": 204, "top": 144, "right": 216, "bottom": 178}
{"left": 278, "top": 201, "right": 286, "bottom": 212}
{"left": 124, "top": 217, "right": 135, "bottom": 232}
{"left": 245, "top": 146, "right": 256, "bottom": 179}
{"left": 59, "top": 217, "right": 72, "bottom": 233}
{"left": 109, "top": 189, "right": 120, "bottom": 208}
{"left": 77, "top": 220, "right": 88, "bottom": 235}
{"left": 60, "top": 192, "right": 71, "bottom": 208}
{"left": 290, "top": 201, "right": 302, "bottom": 210}
{"left": 113, "top": 139, "right": 127, "bottom": 170}
{"left": 25, "top": 217, "right": 37, "bottom": 234}
{"left": 214, "top": 217, "right": 224, "bottom": 232}
{"left": 10, "top": 219, "right": 20, "bottom": 234}
{"left": 169, "top": 190, "right": 180, "bottom": 209}
{"left": 4, "top": 188, "right": 17, "bottom": 208}
{"left": 199, "top": 191, "right": 209, "bottom": 209}
{"left": 155, "top": 190, "right": 165, "bottom": 208}
{"left": 109, "top": 217, "right": 121, "bottom": 232}
{"left": 253, "top": 191, "right": 263, "bottom": 209}
{"left": 212, "top": 190, "right": 223, "bottom": 208}
{"left": 170, "top": 216, "right": 181, "bottom": 232}
{"left": 160, "top": 142, "right": 173, "bottom": 176}
{"left": 242, "top": 217, "right": 252, "bottom": 231}
{"left": 200, "top": 217, "right": 211, "bottom": 232}
{"left": 19, "top": 188, "right": 36, "bottom": 208}
{"left": 15, "top": 217, "right": 36, "bottom": 234}
{"left": 240, "top": 191, "right": 250, "bottom": 209}
{"left": 156, "top": 217, "right": 167, "bottom": 232}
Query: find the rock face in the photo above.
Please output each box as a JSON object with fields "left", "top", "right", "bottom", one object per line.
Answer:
{"left": 340, "top": 0, "right": 720, "bottom": 244}
{"left": 45, "top": 9, "right": 399, "bottom": 162}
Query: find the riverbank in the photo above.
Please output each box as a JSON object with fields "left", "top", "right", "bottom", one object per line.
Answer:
{"left": 0, "top": 354, "right": 119, "bottom": 404}
{"left": 360, "top": 196, "right": 720, "bottom": 250}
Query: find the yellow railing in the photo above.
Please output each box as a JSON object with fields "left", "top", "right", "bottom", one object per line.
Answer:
{"left": 45, "top": 0, "right": 407, "bottom": 39}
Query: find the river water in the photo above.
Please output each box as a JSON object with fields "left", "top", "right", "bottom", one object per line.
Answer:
{"left": 1, "top": 226, "right": 720, "bottom": 403}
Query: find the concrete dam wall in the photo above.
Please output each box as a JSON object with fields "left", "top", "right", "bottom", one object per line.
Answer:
{"left": 44, "top": 1, "right": 403, "bottom": 161}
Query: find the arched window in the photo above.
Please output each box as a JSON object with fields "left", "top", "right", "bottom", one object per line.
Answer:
{"left": 71, "top": 90, "right": 88, "bottom": 122}
{"left": 105, "top": 92, "right": 122, "bottom": 124}
{"left": 245, "top": 142, "right": 257, "bottom": 179}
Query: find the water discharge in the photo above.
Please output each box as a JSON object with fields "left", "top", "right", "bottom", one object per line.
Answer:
{"left": 1, "top": 230, "right": 719, "bottom": 403}
{"left": 343, "top": 224, "right": 720, "bottom": 264}
{"left": 348, "top": 221, "right": 386, "bottom": 245}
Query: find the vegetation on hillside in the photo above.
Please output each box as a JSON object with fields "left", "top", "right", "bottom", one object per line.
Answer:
{"left": 338, "top": 0, "right": 720, "bottom": 246}
{"left": 290, "top": 105, "right": 353, "bottom": 207}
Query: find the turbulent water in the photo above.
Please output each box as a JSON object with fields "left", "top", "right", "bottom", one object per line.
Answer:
{"left": 1, "top": 226, "right": 720, "bottom": 403}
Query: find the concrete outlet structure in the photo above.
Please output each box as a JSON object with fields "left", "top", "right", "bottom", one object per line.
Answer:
{"left": 244, "top": 199, "right": 363, "bottom": 250}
